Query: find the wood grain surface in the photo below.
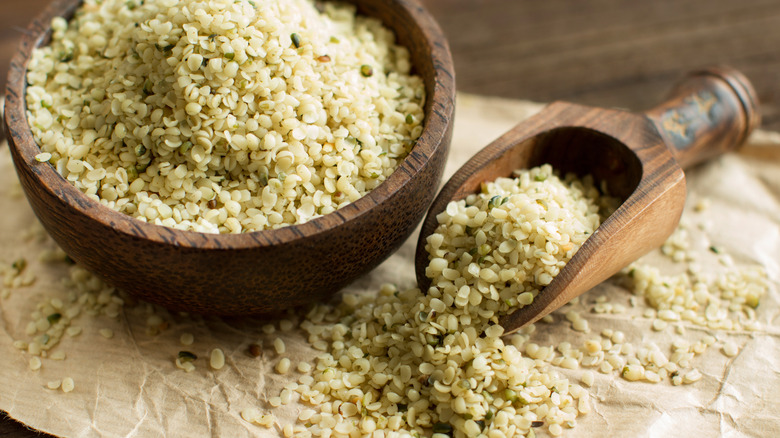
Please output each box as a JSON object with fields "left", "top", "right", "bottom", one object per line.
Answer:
{"left": 2, "top": 0, "right": 780, "bottom": 436}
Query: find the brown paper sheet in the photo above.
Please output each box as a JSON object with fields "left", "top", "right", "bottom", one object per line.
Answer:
{"left": 1, "top": 94, "right": 779, "bottom": 437}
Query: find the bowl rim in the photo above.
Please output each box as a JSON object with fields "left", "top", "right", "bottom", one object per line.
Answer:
{"left": 3, "top": 0, "right": 455, "bottom": 251}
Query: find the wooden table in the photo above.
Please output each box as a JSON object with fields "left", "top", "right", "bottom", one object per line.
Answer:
{"left": 2, "top": 0, "right": 780, "bottom": 436}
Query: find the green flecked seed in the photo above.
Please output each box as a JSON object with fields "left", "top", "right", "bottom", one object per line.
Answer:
{"left": 127, "top": 166, "right": 138, "bottom": 180}
{"left": 487, "top": 195, "right": 502, "bottom": 209}
{"left": 225, "top": 52, "right": 235, "bottom": 60}
{"left": 405, "top": 114, "right": 414, "bottom": 124}
{"left": 12, "top": 258, "right": 27, "bottom": 272}
{"left": 178, "top": 351, "right": 197, "bottom": 362}
{"left": 360, "top": 64, "right": 373, "bottom": 77}
{"left": 180, "top": 141, "right": 193, "bottom": 154}
{"left": 291, "top": 33, "right": 301, "bottom": 48}
{"left": 134, "top": 144, "right": 147, "bottom": 156}
{"left": 47, "top": 313, "right": 62, "bottom": 324}
{"left": 432, "top": 422, "right": 452, "bottom": 434}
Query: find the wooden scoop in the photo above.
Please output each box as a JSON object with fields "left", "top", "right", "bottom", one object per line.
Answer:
{"left": 414, "top": 66, "right": 759, "bottom": 335}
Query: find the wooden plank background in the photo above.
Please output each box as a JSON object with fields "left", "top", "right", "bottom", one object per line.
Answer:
{"left": 2, "top": 0, "right": 780, "bottom": 435}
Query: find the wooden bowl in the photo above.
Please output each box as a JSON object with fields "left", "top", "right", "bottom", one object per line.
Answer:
{"left": 3, "top": 0, "right": 455, "bottom": 315}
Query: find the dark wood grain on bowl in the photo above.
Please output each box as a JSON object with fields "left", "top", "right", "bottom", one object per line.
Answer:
{"left": 4, "top": 0, "right": 455, "bottom": 315}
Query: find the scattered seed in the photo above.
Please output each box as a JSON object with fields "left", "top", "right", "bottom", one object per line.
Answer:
{"left": 61, "top": 377, "right": 75, "bottom": 393}
{"left": 722, "top": 341, "right": 739, "bottom": 358}
{"left": 273, "top": 337, "right": 286, "bottom": 355}
{"left": 210, "top": 348, "right": 226, "bottom": 370}
{"left": 276, "top": 357, "right": 291, "bottom": 374}
{"left": 241, "top": 407, "right": 261, "bottom": 423}
{"left": 652, "top": 319, "right": 668, "bottom": 331}
{"left": 248, "top": 343, "right": 262, "bottom": 358}
{"left": 683, "top": 369, "right": 702, "bottom": 384}
{"left": 279, "top": 319, "right": 294, "bottom": 332}
{"left": 29, "top": 356, "right": 42, "bottom": 371}
{"left": 66, "top": 326, "right": 82, "bottom": 337}
{"left": 180, "top": 333, "right": 194, "bottom": 346}
{"left": 582, "top": 370, "right": 595, "bottom": 387}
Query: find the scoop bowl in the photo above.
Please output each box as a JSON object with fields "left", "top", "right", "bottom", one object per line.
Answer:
{"left": 4, "top": 0, "right": 455, "bottom": 315}
{"left": 415, "top": 67, "right": 758, "bottom": 334}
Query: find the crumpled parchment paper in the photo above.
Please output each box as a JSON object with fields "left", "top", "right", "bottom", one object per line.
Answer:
{"left": 1, "top": 94, "right": 779, "bottom": 437}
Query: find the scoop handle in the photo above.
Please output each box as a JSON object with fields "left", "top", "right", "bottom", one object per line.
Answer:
{"left": 644, "top": 66, "right": 760, "bottom": 169}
